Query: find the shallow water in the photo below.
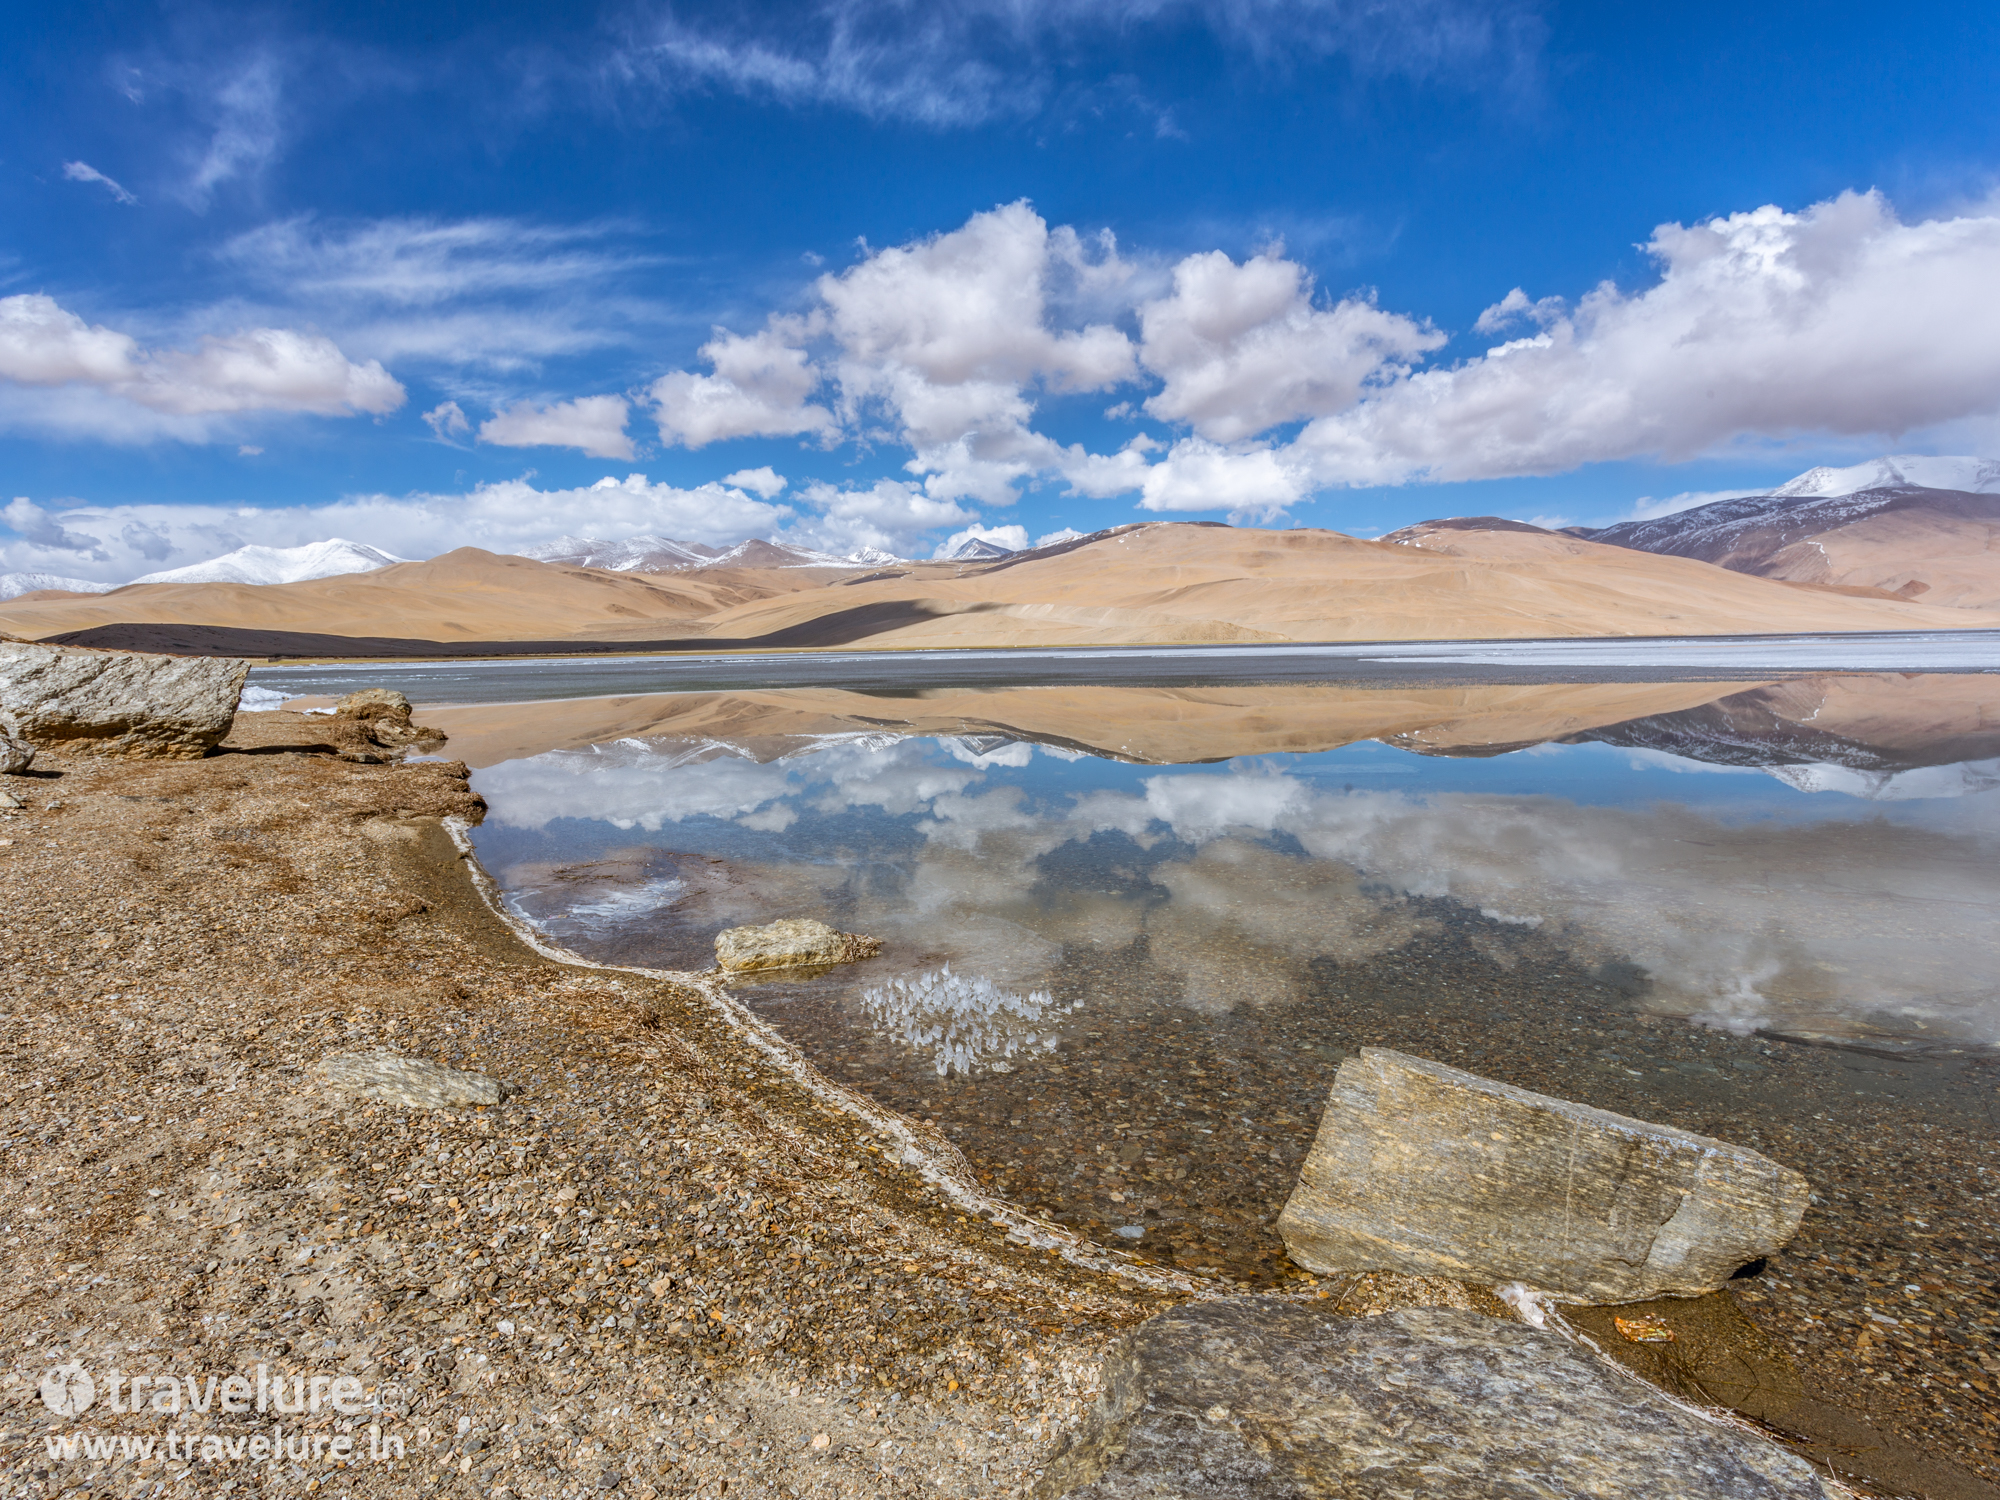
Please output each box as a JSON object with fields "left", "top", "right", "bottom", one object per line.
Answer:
{"left": 461, "top": 673, "right": 1999, "bottom": 1294}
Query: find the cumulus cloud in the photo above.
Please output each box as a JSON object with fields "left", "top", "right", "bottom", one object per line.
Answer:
{"left": 649, "top": 321, "right": 837, "bottom": 446}
{"left": 479, "top": 395, "right": 635, "bottom": 460}
{"left": 62, "top": 161, "right": 137, "bottom": 205}
{"left": 0, "top": 293, "right": 404, "bottom": 439}
{"left": 789, "top": 479, "right": 978, "bottom": 557}
{"left": 721, "top": 465, "right": 788, "bottom": 497}
{"left": 1136, "top": 249, "right": 1441, "bottom": 442}
{"left": 655, "top": 202, "right": 1143, "bottom": 509}
{"left": 1289, "top": 190, "right": 2000, "bottom": 485}
{"left": 1137, "top": 438, "right": 1307, "bottom": 520}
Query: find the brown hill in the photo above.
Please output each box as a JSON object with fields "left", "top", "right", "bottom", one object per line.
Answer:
{"left": 3, "top": 523, "right": 1996, "bottom": 654}
{"left": 0, "top": 547, "right": 848, "bottom": 644}
{"left": 1568, "top": 486, "right": 2000, "bottom": 609}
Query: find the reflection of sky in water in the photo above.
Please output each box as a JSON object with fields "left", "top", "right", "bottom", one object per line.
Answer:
{"left": 472, "top": 731, "right": 2000, "bottom": 1057}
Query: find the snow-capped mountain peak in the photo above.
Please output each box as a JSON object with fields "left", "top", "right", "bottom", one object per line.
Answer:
{"left": 1771, "top": 454, "right": 2000, "bottom": 497}
{"left": 0, "top": 571, "right": 119, "bottom": 602}
{"left": 938, "top": 536, "right": 1016, "bottom": 561}
{"left": 523, "top": 534, "right": 723, "bottom": 571}
{"left": 131, "top": 538, "right": 407, "bottom": 588}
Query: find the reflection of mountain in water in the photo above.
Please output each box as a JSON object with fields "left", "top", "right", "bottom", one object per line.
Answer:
{"left": 1555, "top": 679, "right": 2000, "bottom": 799}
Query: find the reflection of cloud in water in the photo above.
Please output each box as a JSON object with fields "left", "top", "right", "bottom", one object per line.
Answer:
{"left": 476, "top": 734, "right": 2000, "bottom": 1048}
{"left": 514, "top": 876, "right": 689, "bottom": 939}
{"left": 858, "top": 965, "right": 1076, "bottom": 1077}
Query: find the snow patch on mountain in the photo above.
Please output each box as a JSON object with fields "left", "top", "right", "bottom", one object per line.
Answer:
{"left": 131, "top": 538, "right": 407, "bottom": 587}
{"left": 0, "top": 571, "right": 118, "bottom": 601}
{"left": 1772, "top": 454, "right": 2000, "bottom": 498}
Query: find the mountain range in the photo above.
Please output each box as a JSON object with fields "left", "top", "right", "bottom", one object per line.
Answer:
{"left": 7, "top": 518, "right": 1995, "bottom": 658}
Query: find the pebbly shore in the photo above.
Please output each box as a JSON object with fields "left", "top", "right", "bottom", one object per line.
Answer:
{"left": 0, "top": 718, "right": 1188, "bottom": 1498}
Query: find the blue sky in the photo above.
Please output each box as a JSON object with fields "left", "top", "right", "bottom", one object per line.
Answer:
{"left": 4, "top": 0, "right": 1999, "bottom": 579}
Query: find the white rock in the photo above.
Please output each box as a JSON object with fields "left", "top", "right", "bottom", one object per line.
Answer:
{"left": 0, "top": 643, "right": 247, "bottom": 759}
{"left": 714, "top": 917, "right": 882, "bottom": 972}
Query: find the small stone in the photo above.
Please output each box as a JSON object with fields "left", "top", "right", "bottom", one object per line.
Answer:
{"left": 714, "top": 918, "right": 883, "bottom": 973}
{"left": 1035, "top": 1300, "right": 1838, "bottom": 1499}
{"left": 1276, "top": 1048, "right": 1809, "bottom": 1303}
{"left": 334, "top": 688, "right": 414, "bottom": 721}
{"left": 0, "top": 787, "right": 22, "bottom": 808}
{"left": 319, "top": 1051, "right": 506, "bottom": 1109}
{"left": 0, "top": 718, "right": 32, "bottom": 776}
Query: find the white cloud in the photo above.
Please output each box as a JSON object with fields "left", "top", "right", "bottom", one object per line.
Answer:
{"left": 1137, "top": 438, "right": 1306, "bottom": 521}
{"left": 721, "top": 465, "right": 788, "bottom": 498}
{"left": 62, "top": 161, "right": 137, "bottom": 205}
{"left": 480, "top": 395, "right": 635, "bottom": 460}
{"left": 933, "top": 522, "right": 1028, "bottom": 557}
{"left": 0, "top": 293, "right": 404, "bottom": 439}
{"left": 790, "top": 479, "right": 977, "bottom": 557}
{"left": 182, "top": 53, "right": 283, "bottom": 208}
{"left": 0, "top": 472, "right": 795, "bottom": 583}
{"left": 1136, "top": 249, "right": 1442, "bottom": 442}
{"left": 649, "top": 321, "right": 836, "bottom": 446}
{"left": 623, "top": 0, "right": 1541, "bottom": 128}
{"left": 219, "top": 215, "right": 668, "bottom": 372}
{"left": 423, "top": 399, "right": 471, "bottom": 440}
{"left": 1288, "top": 190, "right": 2000, "bottom": 485}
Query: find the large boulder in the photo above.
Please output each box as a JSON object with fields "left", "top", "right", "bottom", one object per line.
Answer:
{"left": 1037, "top": 1300, "right": 1837, "bottom": 1499}
{"left": 714, "top": 917, "right": 882, "bottom": 973}
{"left": 0, "top": 642, "right": 246, "bottom": 759}
{"left": 1276, "top": 1048, "right": 1809, "bottom": 1303}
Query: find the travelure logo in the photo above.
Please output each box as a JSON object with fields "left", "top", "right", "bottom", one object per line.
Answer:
{"left": 40, "top": 1363, "right": 95, "bottom": 1418}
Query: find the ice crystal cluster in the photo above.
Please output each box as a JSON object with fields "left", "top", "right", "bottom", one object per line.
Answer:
{"left": 858, "top": 964, "right": 1077, "bottom": 1076}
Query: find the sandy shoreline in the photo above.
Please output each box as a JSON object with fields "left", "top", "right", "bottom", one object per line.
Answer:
{"left": 1, "top": 717, "right": 1995, "bottom": 1498}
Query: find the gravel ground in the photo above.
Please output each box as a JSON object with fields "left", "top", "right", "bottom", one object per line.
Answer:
{"left": 0, "top": 718, "right": 1182, "bottom": 1499}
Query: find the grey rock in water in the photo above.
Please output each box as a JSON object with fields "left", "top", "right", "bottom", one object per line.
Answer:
{"left": 1277, "top": 1048, "right": 1809, "bottom": 1303}
{"left": 321, "top": 1052, "right": 505, "bottom": 1109}
{"left": 1037, "top": 1300, "right": 1837, "bottom": 1500}
{"left": 714, "top": 917, "right": 882, "bottom": 973}
{"left": 0, "top": 642, "right": 247, "bottom": 759}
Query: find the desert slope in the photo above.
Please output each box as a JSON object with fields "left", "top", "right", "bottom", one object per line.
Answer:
{"left": 1572, "top": 486, "right": 2000, "bottom": 609}
{"left": 4, "top": 523, "right": 1997, "bottom": 653}
{"left": 0, "top": 547, "right": 853, "bottom": 643}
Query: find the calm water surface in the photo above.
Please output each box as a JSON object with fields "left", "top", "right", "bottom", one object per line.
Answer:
{"left": 460, "top": 677, "right": 2000, "bottom": 1298}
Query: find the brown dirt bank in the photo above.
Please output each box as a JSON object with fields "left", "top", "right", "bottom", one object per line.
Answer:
{"left": 0, "top": 718, "right": 1991, "bottom": 1498}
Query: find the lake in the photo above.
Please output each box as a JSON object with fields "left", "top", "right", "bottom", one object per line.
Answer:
{"left": 250, "top": 654, "right": 2000, "bottom": 1464}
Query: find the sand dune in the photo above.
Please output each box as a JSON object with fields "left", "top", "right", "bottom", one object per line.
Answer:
{"left": 4, "top": 523, "right": 1996, "bottom": 654}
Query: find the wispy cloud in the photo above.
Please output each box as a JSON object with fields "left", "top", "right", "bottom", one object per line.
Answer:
{"left": 61, "top": 161, "right": 138, "bottom": 205}
{"left": 615, "top": 0, "right": 1544, "bottom": 128}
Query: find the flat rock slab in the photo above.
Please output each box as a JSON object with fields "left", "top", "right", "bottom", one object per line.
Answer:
{"left": 1277, "top": 1048, "right": 1809, "bottom": 1303}
{"left": 321, "top": 1052, "right": 504, "bottom": 1109}
{"left": 0, "top": 642, "right": 247, "bottom": 759}
{"left": 1038, "top": 1301, "right": 1837, "bottom": 1500}
{"left": 715, "top": 917, "right": 882, "bottom": 973}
